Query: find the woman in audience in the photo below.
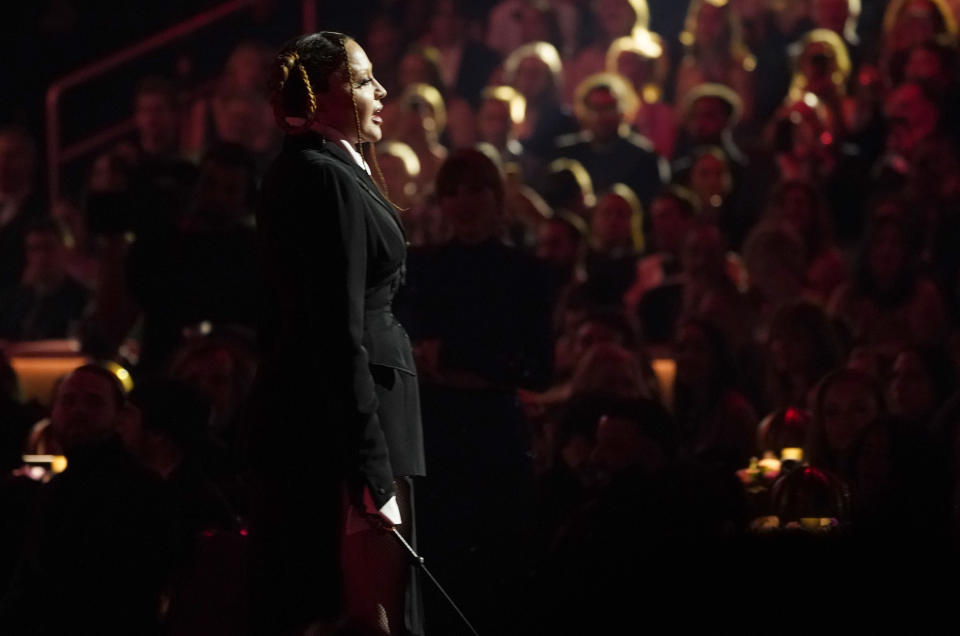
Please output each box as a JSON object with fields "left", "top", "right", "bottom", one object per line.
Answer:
{"left": 675, "top": 0, "right": 757, "bottom": 122}
{"left": 583, "top": 184, "right": 644, "bottom": 305}
{"left": 829, "top": 216, "right": 947, "bottom": 353}
{"left": 888, "top": 345, "right": 957, "bottom": 428}
{"left": 765, "top": 180, "right": 846, "bottom": 302}
{"left": 606, "top": 32, "right": 675, "bottom": 157}
{"left": 805, "top": 367, "right": 886, "bottom": 477}
{"left": 785, "top": 28, "right": 853, "bottom": 131}
{"left": 685, "top": 146, "right": 734, "bottom": 233}
{"left": 672, "top": 319, "right": 758, "bottom": 472}
{"left": 503, "top": 41, "right": 578, "bottom": 160}
{"left": 183, "top": 42, "right": 279, "bottom": 164}
{"left": 763, "top": 300, "right": 844, "bottom": 413}
{"left": 385, "top": 82, "right": 449, "bottom": 200}
{"left": 565, "top": 0, "right": 652, "bottom": 104}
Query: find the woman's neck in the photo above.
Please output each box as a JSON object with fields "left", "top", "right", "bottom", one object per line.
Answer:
{"left": 309, "top": 121, "right": 356, "bottom": 146}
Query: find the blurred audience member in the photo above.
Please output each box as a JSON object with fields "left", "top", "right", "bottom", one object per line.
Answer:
{"left": 763, "top": 301, "right": 844, "bottom": 413}
{"left": 829, "top": 216, "right": 946, "bottom": 352}
{"left": 554, "top": 73, "right": 668, "bottom": 208}
{"left": 168, "top": 332, "right": 257, "bottom": 467}
{"left": 606, "top": 30, "right": 676, "bottom": 157}
{"left": 672, "top": 320, "right": 758, "bottom": 472}
{"left": 813, "top": 0, "right": 861, "bottom": 50}
{"left": 0, "top": 220, "right": 90, "bottom": 341}
{"left": 477, "top": 85, "right": 526, "bottom": 167}
{"left": 680, "top": 224, "right": 756, "bottom": 352}
{"left": 11, "top": 365, "right": 171, "bottom": 635}
{"left": 676, "top": 0, "right": 757, "bottom": 122}
{"left": 627, "top": 187, "right": 700, "bottom": 342}
{"left": 785, "top": 28, "right": 852, "bottom": 131}
{"left": 888, "top": 345, "right": 956, "bottom": 427}
{"left": 540, "top": 157, "right": 596, "bottom": 219}
{"left": 583, "top": 184, "right": 644, "bottom": 305}
{"left": 882, "top": 0, "right": 957, "bottom": 62}
{"left": 673, "top": 83, "right": 747, "bottom": 170}
{"left": 377, "top": 140, "right": 422, "bottom": 210}
{"left": 123, "top": 378, "right": 247, "bottom": 635}
{"left": 184, "top": 42, "right": 279, "bottom": 167}
{"left": 400, "top": 148, "right": 553, "bottom": 389}
{"left": 805, "top": 367, "right": 886, "bottom": 477}
{"left": 420, "top": 0, "right": 500, "bottom": 106}
{"left": 503, "top": 41, "right": 578, "bottom": 160}
{"left": 386, "top": 83, "right": 449, "bottom": 200}
{"left": 764, "top": 180, "right": 846, "bottom": 302}
{"left": 535, "top": 210, "right": 587, "bottom": 294}
{"left": 565, "top": 0, "right": 651, "bottom": 103}
{"left": 129, "top": 77, "right": 199, "bottom": 233}
{"left": 0, "top": 126, "right": 44, "bottom": 290}
{"left": 742, "top": 221, "right": 810, "bottom": 323}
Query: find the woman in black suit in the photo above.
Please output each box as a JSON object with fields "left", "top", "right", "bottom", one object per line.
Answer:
{"left": 250, "top": 32, "right": 424, "bottom": 635}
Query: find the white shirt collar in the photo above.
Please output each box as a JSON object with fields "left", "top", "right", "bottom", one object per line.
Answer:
{"left": 284, "top": 118, "right": 371, "bottom": 175}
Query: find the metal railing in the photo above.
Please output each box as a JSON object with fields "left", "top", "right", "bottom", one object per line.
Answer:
{"left": 45, "top": 0, "right": 318, "bottom": 203}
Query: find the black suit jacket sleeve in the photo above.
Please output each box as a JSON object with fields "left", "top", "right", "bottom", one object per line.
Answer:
{"left": 259, "top": 145, "right": 396, "bottom": 507}
{"left": 315, "top": 162, "right": 395, "bottom": 505}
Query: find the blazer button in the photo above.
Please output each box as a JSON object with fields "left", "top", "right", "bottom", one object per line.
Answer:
{"left": 378, "top": 487, "right": 386, "bottom": 495}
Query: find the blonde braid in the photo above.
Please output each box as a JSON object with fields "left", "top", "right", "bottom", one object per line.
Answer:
{"left": 339, "top": 37, "right": 364, "bottom": 149}
{"left": 273, "top": 52, "right": 304, "bottom": 132}
{"left": 297, "top": 62, "right": 318, "bottom": 124}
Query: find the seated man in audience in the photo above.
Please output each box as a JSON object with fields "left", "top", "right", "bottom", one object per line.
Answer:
{"left": 9, "top": 365, "right": 171, "bottom": 634}
{"left": 128, "top": 76, "right": 199, "bottom": 234}
{"left": 0, "top": 126, "right": 45, "bottom": 290}
{"left": 0, "top": 220, "right": 90, "bottom": 341}
{"left": 552, "top": 73, "right": 669, "bottom": 208}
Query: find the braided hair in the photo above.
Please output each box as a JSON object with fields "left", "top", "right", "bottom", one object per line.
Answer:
{"left": 270, "top": 31, "right": 395, "bottom": 204}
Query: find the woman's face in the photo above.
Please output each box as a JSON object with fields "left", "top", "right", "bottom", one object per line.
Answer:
{"left": 651, "top": 195, "right": 692, "bottom": 254}
{"left": 321, "top": 39, "right": 387, "bottom": 143}
{"left": 897, "top": 1, "right": 938, "bottom": 49}
{"left": 675, "top": 324, "right": 714, "bottom": 387}
{"left": 513, "top": 55, "right": 553, "bottom": 101}
{"left": 821, "top": 377, "right": 880, "bottom": 452}
{"left": 615, "top": 51, "right": 652, "bottom": 90}
{"left": 889, "top": 350, "right": 937, "bottom": 419}
{"left": 598, "top": 0, "right": 639, "bottom": 39}
{"left": 690, "top": 154, "right": 727, "bottom": 206}
{"left": 225, "top": 46, "right": 267, "bottom": 93}
{"left": 813, "top": 0, "right": 850, "bottom": 34}
{"left": 591, "top": 194, "right": 634, "bottom": 249}
{"left": 905, "top": 47, "right": 946, "bottom": 88}
{"left": 477, "top": 98, "right": 512, "bottom": 147}
{"left": 440, "top": 180, "right": 501, "bottom": 244}
{"left": 767, "top": 323, "right": 815, "bottom": 375}
{"left": 867, "top": 223, "right": 905, "bottom": 287}
{"left": 695, "top": 3, "right": 727, "bottom": 49}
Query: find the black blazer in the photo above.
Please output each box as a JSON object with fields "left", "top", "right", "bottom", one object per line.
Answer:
{"left": 254, "top": 131, "right": 424, "bottom": 508}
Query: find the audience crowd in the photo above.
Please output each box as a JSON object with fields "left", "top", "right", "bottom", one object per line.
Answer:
{"left": 2, "top": 0, "right": 960, "bottom": 632}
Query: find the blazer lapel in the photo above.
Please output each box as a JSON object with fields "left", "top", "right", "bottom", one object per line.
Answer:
{"left": 322, "top": 141, "right": 408, "bottom": 240}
